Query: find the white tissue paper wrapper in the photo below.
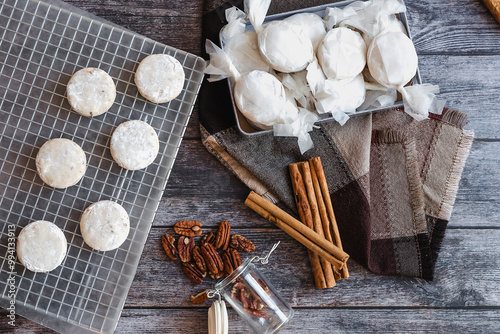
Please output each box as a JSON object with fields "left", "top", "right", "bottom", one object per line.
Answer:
{"left": 280, "top": 70, "right": 315, "bottom": 111}
{"left": 284, "top": 13, "right": 327, "bottom": 51}
{"left": 323, "top": 6, "right": 357, "bottom": 30}
{"left": 221, "top": 7, "right": 271, "bottom": 75}
{"left": 401, "top": 84, "right": 444, "bottom": 121}
{"left": 221, "top": 7, "right": 246, "bottom": 41}
{"left": 274, "top": 108, "right": 319, "bottom": 154}
{"left": 339, "top": 0, "right": 406, "bottom": 41}
{"left": 204, "top": 40, "right": 241, "bottom": 82}
{"left": 366, "top": 30, "right": 441, "bottom": 120}
{"left": 314, "top": 74, "right": 366, "bottom": 124}
{"left": 359, "top": 81, "right": 398, "bottom": 110}
{"left": 205, "top": 33, "right": 318, "bottom": 153}
{"left": 246, "top": 0, "right": 313, "bottom": 73}
{"left": 258, "top": 20, "right": 314, "bottom": 73}
{"left": 318, "top": 27, "right": 367, "bottom": 80}
{"left": 245, "top": 0, "right": 270, "bottom": 34}
{"left": 367, "top": 31, "right": 417, "bottom": 87}
{"left": 234, "top": 70, "right": 291, "bottom": 129}
{"left": 224, "top": 30, "right": 272, "bottom": 75}
{"left": 306, "top": 59, "right": 326, "bottom": 96}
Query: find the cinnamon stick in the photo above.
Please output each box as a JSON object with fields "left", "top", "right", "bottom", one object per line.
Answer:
{"left": 309, "top": 162, "right": 342, "bottom": 280}
{"left": 295, "top": 162, "right": 336, "bottom": 288}
{"left": 245, "top": 191, "right": 348, "bottom": 269}
{"left": 245, "top": 197, "right": 346, "bottom": 270}
{"left": 289, "top": 163, "right": 329, "bottom": 289}
{"left": 309, "top": 157, "right": 349, "bottom": 279}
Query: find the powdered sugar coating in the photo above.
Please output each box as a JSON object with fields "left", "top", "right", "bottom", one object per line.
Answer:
{"left": 36, "top": 138, "right": 87, "bottom": 189}
{"left": 67, "top": 67, "right": 116, "bottom": 117}
{"left": 134, "top": 54, "right": 185, "bottom": 103}
{"left": 17, "top": 220, "right": 67, "bottom": 272}
{"left": 80, "top": 200, "right": 130, "bottom": 252}
{"left": 110, "top": 120, "right": 159, "bottom": 170}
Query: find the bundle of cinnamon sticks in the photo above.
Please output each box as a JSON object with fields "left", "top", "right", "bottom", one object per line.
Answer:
{"left": 245, "top": 157, "right": 349, "bottom": 289}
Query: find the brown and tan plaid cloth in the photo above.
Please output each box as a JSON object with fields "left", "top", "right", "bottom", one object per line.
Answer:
{"left": 199, "top": 0, "right": 474, "bottom": 279}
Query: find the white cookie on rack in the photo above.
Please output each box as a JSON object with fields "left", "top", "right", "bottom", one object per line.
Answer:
{"left": 110, "top": 120, "right": 159, "bottom": 171}
{"left": 134, "top": 54, "right": 185, "bottom": 103}
{"left": 17, "top": 220, "right": 67, "bottom": 272}
{"left": 67, "top": 67, "right": 116, "bottom": 117}
{"left": 80, "top": 200, "right": 130, "bottom": 252}
{"left": 36, "top": 138, "right": 87, "bottom": 189}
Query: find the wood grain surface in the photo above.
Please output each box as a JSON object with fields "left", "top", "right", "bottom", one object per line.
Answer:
{"left": 1, "top": 0, "right": 500, "bottom": 333}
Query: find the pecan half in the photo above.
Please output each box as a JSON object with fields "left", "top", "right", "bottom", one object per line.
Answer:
{"left": 214, "top": 221, "right": 231, "bottom": 250}
{"left": 231, "top": 280, "right": 266, "bottom": 313}
{"left": 222, "top": 248, "right": 242, "bottom": 276}
{"left": 222, "top": 251, "right": 234, "bottom": 276}
{"left": 209, "top": 271, "right": 224, "bottom": 279}
{"left": 182, "top": 262, "right": 205, "bottom": 284}
{"left": 161, "top": 234, "right": 177, "bottom": 260}
{"left": 200, "top": 232, "right": 216, "bottom": 246}
{"left": 174, "top": 220, "right": 202, "bottom": 237}
{"left": 240, "top": 286, "right": 251, "bottom": 309}
{"left": 178, "top": 236, "right": 194, "bottom": 263}
{"left": 192, "top": 246, "right": 207, "bottom": 273}
{"left": 201, "top": 243, "right": 224, "bottom": 275}
{"left": 250, "top": 294, "right": 265, "bottom": 310}
{"left": 230, "top": 234, "right": 255, "bottom": 252}
{"left": 231, "top": 282, "right": 247, "bottom": 307}
{"left": 230, "top": 248, "right": 242, "bottom": 268}
{"left": 190, "top": 289, "right": 209, "bottom": 304}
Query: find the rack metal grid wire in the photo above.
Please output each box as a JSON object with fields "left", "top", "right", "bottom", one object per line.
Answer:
{"left": 0, "top": 0, "right": 205, "bottom": 332}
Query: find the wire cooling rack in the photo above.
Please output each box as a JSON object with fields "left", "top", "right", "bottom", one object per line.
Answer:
{"left": 0, "top": 0, "right": 205, "bottom": 333}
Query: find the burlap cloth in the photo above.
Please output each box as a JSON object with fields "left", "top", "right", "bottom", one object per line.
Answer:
{"left": 199, "top": 0, "right": 474, "bottom": 279}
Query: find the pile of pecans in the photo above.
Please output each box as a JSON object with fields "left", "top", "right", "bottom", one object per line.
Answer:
{"left": 161, "top": 220, "right": 255, "bottom": 287}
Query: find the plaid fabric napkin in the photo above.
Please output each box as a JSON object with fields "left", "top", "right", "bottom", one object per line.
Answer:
{"left": 199, "top": 0, "right": 474, "bottom": 279}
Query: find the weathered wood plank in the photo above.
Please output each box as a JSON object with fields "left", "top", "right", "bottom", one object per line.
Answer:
{"left": 2, "top": 307, "right": 500, "bottom": 334}
{"left": 125, "top": 228, "right": 500, "bottom": 307}
{"left": 407, "top": 0, "right": 500, "bottom": 55}
{"left": 63, "top": 0, "right": 203, "bottom": 55}
{"left": 418, "top": 55, "right": 500, "bottom": 138}
{"left": 115, "top": 307, "right": 500, "bottom": 333}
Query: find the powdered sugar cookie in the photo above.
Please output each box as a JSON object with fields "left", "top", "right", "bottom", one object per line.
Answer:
{"left": 134, "top": 54, "right": 185, "bottom": 103}
{"left": 67, "top": 67, "right": 116, "bottom": 117}
{"left": 110, "top": 120, "right": 159, "bottom": 170}
{"left": 17, "top": 220, "right": 67, "bottom": 272}
{"left": 80, "top": 200, "right": 130, "bottom": 252}
{"left": 36, "top": 138, "right": 87, "bottom": 189}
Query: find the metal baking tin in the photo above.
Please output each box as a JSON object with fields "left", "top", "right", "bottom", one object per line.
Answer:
{"left": 222, "top": 0, "right": 421, "bottom": 136}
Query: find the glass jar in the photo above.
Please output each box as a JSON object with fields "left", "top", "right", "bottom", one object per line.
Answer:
{"left": 213, "top": 253, "right": 294, "bottom": 334}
